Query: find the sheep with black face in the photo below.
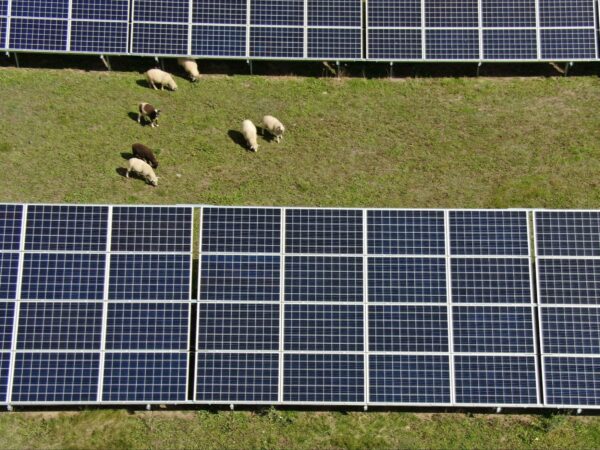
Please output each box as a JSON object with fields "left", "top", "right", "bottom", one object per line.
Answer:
{"left": 137, "top": 102, "right": 161, "bottom": 128}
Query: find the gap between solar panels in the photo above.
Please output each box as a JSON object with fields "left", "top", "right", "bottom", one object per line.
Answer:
{"left": 1, "top": 204, "right": 600, "bottom": 409}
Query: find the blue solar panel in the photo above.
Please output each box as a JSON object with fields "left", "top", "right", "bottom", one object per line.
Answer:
{"left": 454, "top": 355, "right": 538, "bottom": 404}
{"left": 106, "top": 303, "right": 189, "bottom": 350}
{"left": 71, "top": 0, "right": 129, "bottom": 20}
{"left": 133, "top": 0, "right": 188, "bottom": 22}
{"left": 426, "top": 29, "right": 479, "bottom": 60}
{"left": 284, "top": 354, "right": 364, "bottom": 402}
{"left": 541, "top": 29, "right": 597, "bottom": 59}
{"left": 425, "top": 0, "right": 478, "bottom": 27}
{"left": 109, "top": 254, "right": 191, "bottom": 301}
{"left": 544, "top": 357, "right": 600, "bottom": 406}
{"left": 367, "top": 210, "right": 445, "bottom": 255}
{"left": 450, "top": 210, "right": 529, "bottom": 256}
{"left": 198, "top": 303, "right": 279, "bottom": 350}
{"left": 285, "top": 256, "right": 362, "bottom": 302}
{"left": 25, "top": 205, "right": 108, "bottom": 252}
{"left": 202, "top": 207, "right": 281, "bottom": 253}
{"left": 11, "top": 352, "right": 99, "bottom": 402}
{"left": 483, "top": 30, "right": 537, "bottom": 60}
{"left": 307, "top": 28, "right": 362, "bottom": 59}
{"left": 0, "top": 205, "right": 22, "bottom": 251}
{"left": 286, "top": 209, "right": 362, "bottom": 254}
{"left": 308, "top": 0, "right": 361, "bottom": 27}
{"left": 132, "top": 23, "right": 188, "bottom": 54}
{"left": 541, "top": 307, "right": 600, "bottom": 354}
{"left": 192, "top": 25, "right": 246, "bottom": 57}
{"left": 369, "top": 305, "right": 448, "bottom": 352}
{"left": 284, "top": 304, "right": 364, "bottom": 351}
{"left": 0, "top": 352, "right": 9, "bottom": 402}
{"left": 193, "top": 0, "right": 246, "bottom": 24}
{"left": 368, "top": 257, "right": 447, "bottom": 303}
{"left": 250, "top": 27, "right": 303, "bottom": 58}
{"left": 0, "top": 253, "right": 19, "bottom": 300}
{"left": 70, "top": 22, "right": 129, "bottom": 54}
{"left": 0, "top": 18, "right": 5, "bottom": 51}
{"left": 252, "top": 0, "right": 303, "bottom": 25}
{"left": 200, "top": 255, "right": 279, "bottom": 301}
{"left": 10, "top": 0, "right": 68, "bottom": 18}
{"left": 451, "top": 258, "right": 532, "bottom": 303}
{"left": 369, "top": 355, "right": 451, "bottom": 404}
{"left": 537, "top": 259, "right": 600, "bottom": 305}
{"left": 21, "top": 253, "right": 105, "bottom": 300}
{"left": 481, "top": 0, "right": 535, "bottom": 27}
{"left": 196, "top": 353, "right": 278, "bottom": 402}
{"left": 453, "top": 306, "right": 535, "bottom": 353}
{"left": 0, "top": 303, "right": 14, "bottom": 350}
{"left": 102, "top": 352, "right": 187, "bottom": 402}
{"left": 539, "top": 0, "right": 595, "bottom": 26}
{"left": 535, "top": 211, "right": 600, "bottom": 257}
{"left": 9, "top": 18, "right": 68, "bottom": 51}
{"left": 17, "top": 302, "right": 102, "bottom": 350}
{"left": 111, "top": 207, "right": 192, "bottom": 253}
{"left": 0, "top": 1, "right": 7, "bottom": 16}
{"left": 367, "top": 0, "right": 421, "bottom": 27}
{"left": 367, "top": 29, "right": 422, "bottom": 60}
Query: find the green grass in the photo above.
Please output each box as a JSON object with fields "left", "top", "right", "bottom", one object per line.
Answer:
{"left": 2, "top": 67, "right": 600, "bottom": 449}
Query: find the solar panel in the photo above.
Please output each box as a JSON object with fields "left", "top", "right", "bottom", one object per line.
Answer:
{"left": 0, "top": 17, "right": 6, "bottom": 51}
{"left": 0, "top": 253, "right": 19, "bottom": 300}
{"left": 535, "top": 210, "right": 600, "bottom": 407}
{"left": 0, "top": 205, "right": 23, "bottom": 251}
{"left": 9, "top": 18, "right": 68, "bottom": 51}
{"left": 191, "top": 0, "right": 246, "bottom": 57}
{"left": 70, "top": 0, "right": 129, "bottom": 54}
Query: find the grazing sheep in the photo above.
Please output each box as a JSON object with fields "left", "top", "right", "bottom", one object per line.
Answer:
{"left": 126, "top": 158, "right": 158, "bottom": 186}
{"left": 145, "top": 68, "right": 178, "bottom": 91}
{"left": 137, "top": 102, "right": 161, "bottom": 128}
{"left": 177, "top": 58, "right": 200, "bottom": 82}
{"left": 261, "top": 115, "right": 285, "bottom": 143}
{"left": 132, "top": 143, "right": 159, "bottom": 168}
{"left": 242, "top": 120, "right": 259, "bottom": 152}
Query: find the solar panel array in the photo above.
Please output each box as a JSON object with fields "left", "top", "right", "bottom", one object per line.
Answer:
{"left": 1, "top": 0, "right": 597, "bottom": 60}
{"left": 0, "top": 204, "right": 193, "bottom": 404}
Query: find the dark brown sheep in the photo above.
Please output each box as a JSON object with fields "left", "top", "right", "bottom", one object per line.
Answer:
{"left": 132, "top": 143, "right": 158, "bottom": 168}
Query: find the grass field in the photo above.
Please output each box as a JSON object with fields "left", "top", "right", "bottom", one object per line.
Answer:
{"left": 2, "top": 65, "right": 600, "bottom": 449}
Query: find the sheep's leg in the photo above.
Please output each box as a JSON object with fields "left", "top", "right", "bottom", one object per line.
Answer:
{"left": 126, "top": 169, "right": 130, "bottom": 178}
{"left": 137, "top": 114, "right": 141, "bottom": 124}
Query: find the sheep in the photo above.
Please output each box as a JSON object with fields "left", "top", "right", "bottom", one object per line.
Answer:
{"left": 126, "top": 158, "right": 158, "bottom": 186}
{"left": 177, "top": 58, "right": 200, "bottom": 82}
{"left": 132, "top": 143, "right": 159, "bottom": 168}
{"left": 242, "top": 120, "right": 259, "bottom": 152}
{"left": 261, "top": 115, "right": 285, "bottom": 143}
{"left": 144, "top": 68, "right": 178, "bottom": 91}
{"left": 137, "top": 102, "right": 161, "bottom": 128}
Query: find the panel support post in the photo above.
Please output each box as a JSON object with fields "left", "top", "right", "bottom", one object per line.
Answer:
{"left": 476, "top": 61, "right": 482, "bottom": 77}
{"left": 247, "top": 60, "right": 253, "bottom": 75}
{"left": 100, "top": 55, "right": 111, "bottom": 71}
{"left": 336, "top": 61, "right": 341, "bottom": 78}
{"left": 13, "top": 53, "right": 19, "bottom": 68}
{"left": 564, "top": 62, "right": 573, "bottom": 76}
{"left": 389, "top": 62, "right": 394, "bottom": 79}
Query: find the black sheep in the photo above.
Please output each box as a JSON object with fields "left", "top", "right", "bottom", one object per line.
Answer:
{"left": 132, "top": 143, "right": 158, "bottom": 168}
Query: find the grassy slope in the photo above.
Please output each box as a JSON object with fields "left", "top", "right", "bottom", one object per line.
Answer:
{"left": 2, "top": 68, "right": 600, "bottom": 448}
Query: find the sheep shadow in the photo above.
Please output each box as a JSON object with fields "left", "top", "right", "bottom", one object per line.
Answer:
{"left": 127, "top": 112, "right": 140, "bottom": 124}
{"left": 136, "top": 79, "right": 153, "bottom": 89}
{"left": 228, "top": 129, "right": 248, "bottom": 150}
{"left": 258, "top": 126, "right": 276, "bottom": 142}
{"left": 120, "top": 152, "right": 134, "bottom": 160}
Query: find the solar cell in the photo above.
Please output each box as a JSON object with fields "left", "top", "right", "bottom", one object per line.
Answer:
{"left": 424, "top": 0, "right": 478, "bottom": 27}
{"left": 102, "top": 352, "right": 187, "bottom": 402}
{"left": 368, "top": 257, "right": 447, "bottom": 303}
{"left": 541, "top": 29, "right": 597, "bottom": 60}
{"left": 10, "top": 0, "right": 69, "bottom": 19}
{"left": 307, "top": 28, "right": 362, "bottom": 59}
{"left": 25, "top": 205, "right": 108, "bottom": 252}
{"left": 202, "top": 207, "right": 281, "bottom": 253}
{"left": 0, "top": 1, "right": 7, "bottom": 16}
{"left": 71, "top": 0, "right": 129, "bottom": 20}
{"left": 0, "top": 253, "right": 19, "bottom": 300}
{"left": 111, "top": 207, "right": 192, "bottom": 252}
{"left": 9, "top": 18, "right": 68, "bottom": 52}
{"left": 539, "top": 0, "right": 595, "bottom": 26}
{"left": 0, "top": 352, "right": 9, "bottom": 402}
{"left": 70, "top": 21, "right": 129, "bottom": 54}
{"left": 284, "top": 304, "right": 364, "bottom": 351}
{"left": 0, "top": 204, "right": 22, "bottom": 251}
{"left": 132, "top": 0, "right": 189, "bottom": 22}
{"left": 193, "top": 0, "right": 246, "bottom": 24}
{"left": 544, "top": 356, "right": 600, "bottom": 406}
{"left": 367, "top": 29, "right": 422, "bottom": 60}
{"left": 131, "top": 23, "right": 188, "bottom": 55}
{"left": 541, "top": 307, "right": 600, "bottom": 354}
{"left": 307, "top": 0, "right": 361, "bottom": 27}
{"left": 109, "top": 254, "right": 191, "bottom": 301}
{"left": 16, "top": 302, "right": 103, "bottom": 350}
{"left": 0, "top": 18, "right": 5, "bottom": 51}
{"left": 283, "top": 354, "right": 364, "bottom": 403}
{"left": 0, "top": 303, "right": 14, "bottom": 350}
{"left": 106, "top": 303, "right": 189, "bottom": 350}
{"left": 451, "top": 258, "right": 532, "bottom": 303}
{"left": 250, "top": 27, "right": 304, "bottom": 58}
{"left": 286, "top": 209, "right": 362, "bottom": 254}
{"left": 369, "top": 305, "right": 449, "bottom": 352}
{"left": 367, "top": 0, "right": 421, "bottom": 27}
{"left": 196, "top": 353, "right": 278, "bottom": 402}
{"left": 11, "top": 352, "right": 100, "bottom": 402}
{"left": 369, "top": 355, "right": 451, "bottom": 404}
{"left": 535, "top": 211, "right": 600, "bottom": 257}
{"left": 198, "top": 303, "right": 279, "bottom": 351}
{"left": 454, "top": 355, "right": 538, "bottom": 404}
{"left": 192, "top": 25, "right": 246, "bottom": 57}
{"left": 285, "top": 256, "right": 363, "bottom": 302}
{"left": 481, "top": 0, "right": 535, "bottom": 27}
{"left": 483, "top": 30, "right": 537, "bottom": 60}
{"left": 425, "top": 29, "right": 479, "bottom": 60}
{"left": 21, "top": 253, "right": 106, "bottom": 300}
{"left": 537, "top": 259, "right": 600, "bottom": 305}
{"left": 251, "top": 0, "right": 303, "bottom": 26}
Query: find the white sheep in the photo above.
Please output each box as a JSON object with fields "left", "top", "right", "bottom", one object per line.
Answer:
{"left": 126, "top": 158, "right": 158, "bottom": 186}
{"left": 261, "top": 115, "right": 285, "bottom": 143}
{"left": 242, "top": 120, "right": 259, "bottom": 152}
{"left": 145, "top": 68, "right": 178, "bottom": 91}
{"left": 177, "top": 58, "right": 200, "bottom": 82}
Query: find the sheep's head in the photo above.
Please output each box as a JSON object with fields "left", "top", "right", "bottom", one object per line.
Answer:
{"left": 170, "top": 81, "right": 178, "bottom": 91}
{"left": 155, "top": 109, "right": 161, "bottom": 118}
{"left": 276, "top": 125, "right": 285, "bottom": 135}
{"left": 251, "top": 144, "right": 259, "bottom": 152}
{"left": 149, "top": 176, "right": 158, "bottom": 186}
